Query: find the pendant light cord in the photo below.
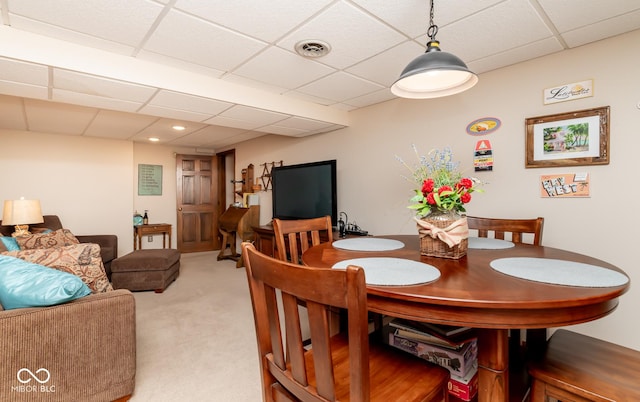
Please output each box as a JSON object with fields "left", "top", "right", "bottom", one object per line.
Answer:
{"left": 427, "top": 0, "right": 438, "bottom": 41}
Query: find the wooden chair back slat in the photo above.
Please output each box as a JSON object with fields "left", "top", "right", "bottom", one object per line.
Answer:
{"left": 273, "top": 216, "right": 333, "bottom": 264}
{"left": 466, "top": 216, "right": 544, "bottom": 245}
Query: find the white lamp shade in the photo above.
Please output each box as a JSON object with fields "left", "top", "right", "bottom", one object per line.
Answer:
{"left": 2, "top": 199, "right": 44, "bottom": 225}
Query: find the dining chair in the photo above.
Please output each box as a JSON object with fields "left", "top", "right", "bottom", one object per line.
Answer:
{"left": 272, "top": 216, "right": 333, "bottom": 264}
{"left": 466, "top": 216, "right": 544, "bottom": 245}
{"left": 241, "top": 242, "right": 450, "bottom": 402}
{"left": 466, "top": 216, "right": 545, "bottom": 367}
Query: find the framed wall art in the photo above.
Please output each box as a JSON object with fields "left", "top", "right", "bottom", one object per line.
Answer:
{"left": 138, "top": 164, "right": 163, "bottom": 195}
{"left": 525, "top": 106, "right": 609, "bottom": 168}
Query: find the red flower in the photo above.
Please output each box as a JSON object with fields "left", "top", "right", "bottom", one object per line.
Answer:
{"left": 461, "top": 193, "right": 472, "bottom": 203}
{"left": 456, "top": 178, "right": 473, "bottom": 190}
{"left": 438, "top": 185, "right": 452, "bottom": 195}
{"left": 422, "top": 179, "right": 434, "bottom": 194}
{"left": 426, "top": 193, "right": 437, "bottom": 205}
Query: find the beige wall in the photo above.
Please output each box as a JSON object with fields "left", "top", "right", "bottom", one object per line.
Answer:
{"left": 0, "top": 130, "right": 134, "bottom": 251}
{"left": 1, "top": 29, "right": 638, "bottom": 350}
{"left": 232, "top": 29, "right": 640, "bottom": 350}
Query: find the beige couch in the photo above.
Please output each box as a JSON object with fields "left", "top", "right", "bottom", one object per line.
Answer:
{"left": 0, "top": 219, "right": 135, "bottom": 401}
{"left": 0, "top": 290, "right": 136, "bottom": 401}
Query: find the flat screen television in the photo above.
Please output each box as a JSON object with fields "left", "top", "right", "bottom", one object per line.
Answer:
{"left": 271, "top": 159, "right": 337, "bottom": 228}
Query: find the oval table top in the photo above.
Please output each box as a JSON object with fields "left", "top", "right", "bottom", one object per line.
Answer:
{"left": 302, "top": 235, "right": 630, "bottom": 329}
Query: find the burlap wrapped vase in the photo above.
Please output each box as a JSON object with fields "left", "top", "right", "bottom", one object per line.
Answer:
{"left": 416, "top": 212, "right": 469, "bottom": 259}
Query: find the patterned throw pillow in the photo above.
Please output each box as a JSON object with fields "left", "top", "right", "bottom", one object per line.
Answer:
{"left": 4, "top": 243, "right": 112, "bottom": 293}
{"left": 16, "top": 228, "right": 80, "bottom": 250}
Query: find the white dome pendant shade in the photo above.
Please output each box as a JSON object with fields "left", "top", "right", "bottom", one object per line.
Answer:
{"left": 391, "top": 0, "right": 478, "bottom": 99}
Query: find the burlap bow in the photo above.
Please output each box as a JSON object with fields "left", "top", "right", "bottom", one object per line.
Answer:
{"left": 415, "top": 216, "right": 469, "bottom": 247}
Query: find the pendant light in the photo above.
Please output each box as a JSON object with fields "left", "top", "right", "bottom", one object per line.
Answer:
{"left": 391, "top": 0, "right": 478, "bottom": 99}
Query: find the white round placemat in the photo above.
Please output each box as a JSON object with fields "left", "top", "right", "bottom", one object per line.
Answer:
{"left": 332, "top": 238, "right": 405, "bottom": 251}
{"left": 332, "top": 257, "right": 440, "bottom": 286}
{"left": 490, "top": 257, "right": 629, "bottom": 287}
{"left": 468, "top": 237, "right": 515, "bottom": 249}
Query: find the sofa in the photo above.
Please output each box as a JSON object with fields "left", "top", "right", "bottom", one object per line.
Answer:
{"left": 0, "top": 215, "right": 118, "bottom": 279}
{"left": 0, "top": 217, "right": 135, "bottom": 401}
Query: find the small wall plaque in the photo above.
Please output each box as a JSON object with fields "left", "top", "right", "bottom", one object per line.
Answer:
{"left": 138, "top": 164, "right": 163, "bottom": 195}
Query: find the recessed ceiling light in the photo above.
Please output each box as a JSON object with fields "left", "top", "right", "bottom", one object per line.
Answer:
{"left": 149, "top": 137, "right": 160, "bottom": 142}
{"left": 172, "top": 125, "right": 186, "bottom": 131}
{"left": 295, "top": 40, "right": 331, "bottom": 58}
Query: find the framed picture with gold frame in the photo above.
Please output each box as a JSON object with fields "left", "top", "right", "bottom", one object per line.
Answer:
{"left": 525, "top": 106, "right": 609, "bottom": 168}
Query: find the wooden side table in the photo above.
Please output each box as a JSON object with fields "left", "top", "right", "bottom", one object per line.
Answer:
{"left": 134, "top": 223, "right": 172, "bottom": 250}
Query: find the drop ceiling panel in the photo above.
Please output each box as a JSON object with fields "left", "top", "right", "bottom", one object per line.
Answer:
{"left": 0, "top": 58, "right": 48, "bottom": 86}
{"left": 199, "top": 131, "right": 265, "bottom": 149}
{"left": 138, "top": 104, "right": 212, "bottom": 122}
{"left": 258, "top": 124, "right": 307, "bottom": 136}
{"left": 7, "top": 14, "right": 136, "bottom": 56}
{"left": 54, "top": 69, "right": 156, "bottom": 101}
{"left": 0, "top": 81, "right": 47, "bottom": 100}
{"left": 342, "top": 88, "right": 394, "bottom": 108}
{"left": 560, "top": 9, "right": 640, "bottom": 47}
{"left": 277, "top": 1, "right": 407, "bottom": 70}
{"left": 346, "top": 41, "right": 425, "bottom": 87}
{"left": 233, "top": 46, "right": 335, "bottom": 90}
{"left": 218, "top": 105, "right": 289, "bottom": 128}
{"left": 174, "top": 0, "right": 334, "bottom": 43}
{"left": 166, "top": 124, "right": 247, "bottom": 147}
{"left": 143, "top": 10, "right": 268, "bottom": 72}
{"left": 8, "top": 0, "right": 164, "bottom": 47}
{"left": 295, "top": 72, "right": 383, "bottom": 103}
{"left": 148, "top": 90, "right": 233, "bottom": 115}
{"left": 467, "top": 37, "right": 563, "bottom": 74}
{"left": 52, "top": 89, "right": 144, "bottom": 113}
{"left": 443, "top": 0, "right": 554, "bottom": 62}
{"left": 352, "top": 0, "right": 506, "bottom": 39}
{"left": 204, "top": 115, "right": 265, "bottom": 131}
{"left": 24, "top": 99, "right": 97, "bottom": 135}
{"left": 274, "top": 116, "right": 337, "bottom": 131}
{"left": 84, "top": 109, "right": 158, "bottom": 139}
{"left": 539, "top": 0, "right": 640, "bottom": 32}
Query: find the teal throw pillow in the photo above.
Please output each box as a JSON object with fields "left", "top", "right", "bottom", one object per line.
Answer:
{"left": 0, "top": 255, "right": 91, "bottom": 310}
{"left": 0, "top": 236, "right": 20, "bottom": 251}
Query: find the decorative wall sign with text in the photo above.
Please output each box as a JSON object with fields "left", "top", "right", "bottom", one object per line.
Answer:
{"left": 474, "top": 140, "right": 493, "bottom": 172}
{"left": 543, "top": 79, "right": 593, "bottom": 105}
{"left": 540, "top": 173, "right": 590, "bottom": 198}
{"left": 138, "top": 164, "right": 163, "bottom": 195}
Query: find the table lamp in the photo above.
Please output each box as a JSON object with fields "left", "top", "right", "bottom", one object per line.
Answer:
{"left": 2, "top": 197, "right": 44, "bottom": 237}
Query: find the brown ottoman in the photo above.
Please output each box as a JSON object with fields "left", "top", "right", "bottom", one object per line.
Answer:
{"left": 111, "top": 249, "right": 180, "bottom": 293}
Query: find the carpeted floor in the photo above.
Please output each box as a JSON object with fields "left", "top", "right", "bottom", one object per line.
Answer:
{"left": 129, "top": 251, "right": 262, "bottom": 402}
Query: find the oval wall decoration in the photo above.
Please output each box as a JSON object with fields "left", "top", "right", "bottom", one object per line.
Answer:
{"left": 466, "top": 117, "right": 501, "bottom": 135}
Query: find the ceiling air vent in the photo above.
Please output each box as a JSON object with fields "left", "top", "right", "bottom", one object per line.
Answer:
{"left": 295, "top": 40, "right": 331, "bottom": 58}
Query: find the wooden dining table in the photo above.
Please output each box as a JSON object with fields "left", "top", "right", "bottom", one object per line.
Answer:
{"left": 302, "top": 235, "right": 630, "bottom": 402}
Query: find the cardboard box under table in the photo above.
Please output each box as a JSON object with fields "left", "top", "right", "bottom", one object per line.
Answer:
{"left": 111, "top": 249, "right": 180, "bottom": 293}
{"left": 388, "top": 332, "right": 478, "bottom": 377}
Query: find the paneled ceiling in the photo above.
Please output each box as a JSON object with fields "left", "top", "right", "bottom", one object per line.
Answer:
{"left": 0, "top": 0, "right": 638, "bottom": 150}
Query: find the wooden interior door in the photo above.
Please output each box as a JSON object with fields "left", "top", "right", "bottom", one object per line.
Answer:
{"left": 176, "top": 154, "right": 220, "bottom": 252}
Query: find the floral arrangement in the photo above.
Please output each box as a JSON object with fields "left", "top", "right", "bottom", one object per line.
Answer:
{"left": 397, "top": 146, "right": 481, "bottom": 218}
